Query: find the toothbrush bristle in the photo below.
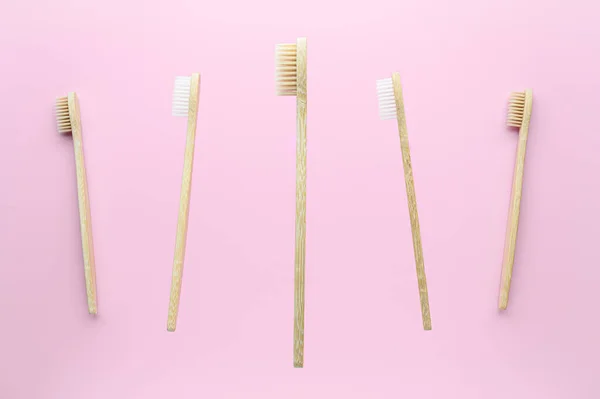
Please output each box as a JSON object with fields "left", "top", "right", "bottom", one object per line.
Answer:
{"left": 172, "top": 76, "right": 191, "bottom": 117}
{"left": 275, "top": 43, "right": 297, "bottom": 96}
{"left": 507, "top": 91, "right": 526, "bottom": 128}
{"left": 376, "top": 77, "right": 397, "bottom": 120}
{"left": 55, "top": 96, "right": 72, "bottom": 133}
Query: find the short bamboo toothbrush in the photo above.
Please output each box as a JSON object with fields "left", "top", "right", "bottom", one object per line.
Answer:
{"left": 167, "top": 73, "right": 201, "bottom": 332}
{"left": 376, "top": 73, "right": 431, "bottom": 330}
{"left": 55, "top": 92, "right": 98, "bottom": 315}
{"left": 276, "top": 37, "right": 307, "bottom": 367}
{"left": 499, "top": 89, "right": 533, "bottom": 310}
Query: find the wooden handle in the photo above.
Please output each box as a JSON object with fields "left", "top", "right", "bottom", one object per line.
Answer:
{"left": 294, "top": 38, "right": 307, "bottom": 367}
{"left": 68, "top": 92, "right": 98, "bottom": 315}
{"left": 391, "top": 73, "right": 431, "bottom": 330}
{"left": 499, "top": 89, "right": 533, "bottom": 310}
{"left": 167, "top": 73, "right": 201, "bottom": 332}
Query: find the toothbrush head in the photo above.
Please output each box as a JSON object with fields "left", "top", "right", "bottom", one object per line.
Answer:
{"left": 55, "top": 96, "right": 72, "bottom": 134}
{"left": 376, "top": 77, "right": 397, "bottom": 121}
{"left": 275, "top": 42, "right": 298, "bottom": 96}
{"left": 507, "top": 91, "right": 526, "bottom": 128}
{"left": 172, "top": 76, "right": 192, "bottom": 117}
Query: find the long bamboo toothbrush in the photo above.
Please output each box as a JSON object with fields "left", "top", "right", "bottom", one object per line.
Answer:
{"left": 167, "top": 73, "right": 201, "bottom": 331}
{"left": 376, "top": 73, "right": 431, "bottom": 330}
{"left": 499, "top": 89, "right": 533, "bottom": 310}
{"left": 276, "top": 37, "right": 307, "bottom": 367}
{"left": 55, "top": 93, "right": 98, "bottom": 315}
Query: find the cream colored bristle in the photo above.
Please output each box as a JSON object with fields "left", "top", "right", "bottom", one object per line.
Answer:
{"left": 172, "top": 76, "right": 192, "bottom": 117}
{"left": 55, "top": 96, "right": 72, "bottom": 133}
{"left": 507, "top": 91, "right": 526, "bottom": 128}
{"left": 275, "top": 43, "right": 297, "bottom": 96}
{"left": 376, "top": 77, "right": 397, "bottom": 120}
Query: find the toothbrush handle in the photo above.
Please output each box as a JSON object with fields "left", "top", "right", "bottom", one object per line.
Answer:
{"left": 392, "top": 73, "right": 431, "bottom": 330}
{"left": 499, "top": 91, "right": 532, "bottom": 310}
{"left": 167, "top": 73, "right": 201, "bottom": 332}
{"left": 69, "top": 92, "right": 98, "bottom": 315}
{"left": 294, "top": 38, "right": 307, "bottom": 368}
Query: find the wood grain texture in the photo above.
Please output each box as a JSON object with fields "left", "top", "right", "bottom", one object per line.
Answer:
{"left": 167, "top": 73, "right": 201, "bottom": 332}
{"left": 499, "top": 89, "right": 533, "bottom": 310}
{"left": 293, "top": 37, "right": 307, "bottom": 368}
{"left": 68, "top": 92, "right": 98, "bottom": 315}
{"left": 391, "top": 73, "right": 431, "bottom": 330}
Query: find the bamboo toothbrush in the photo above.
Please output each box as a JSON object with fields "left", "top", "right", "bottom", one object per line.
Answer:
{"left": 376, "top": 73, "right": 431, "bottom": 330}
{"left": 499, "top": 89, "right": 533, "bottom": 310}
{"left": 55, "top": 92, "right": 98, "bottom": 315}
{"left": 167, "top": 73, "right": 201, "bottom": 332}
{"left": 276, "top": 37, "right": 307, "bottom": 367}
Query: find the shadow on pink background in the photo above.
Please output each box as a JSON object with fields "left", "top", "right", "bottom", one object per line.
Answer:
{"left": 1, "top": 0, "right": 599, "bottom": 397}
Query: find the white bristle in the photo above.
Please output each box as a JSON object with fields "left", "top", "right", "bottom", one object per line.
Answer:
{"left": 376, "top": 78, "right": 397, "bottom": 120}
{"left": 55, "top": 96, "right": 72, "bottom": 133}
{"left": 172, "top": 76, "right": 191, "bottom": 117}
{"left": 507, "top": 91, "right": 526, "bottom": 127}
{"left": 275, "top": 43, "right": 297, "bottom": 96}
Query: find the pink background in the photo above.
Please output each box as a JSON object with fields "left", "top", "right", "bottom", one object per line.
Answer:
{"left": 1, "top": 0, "right": 599, "bottom": 397}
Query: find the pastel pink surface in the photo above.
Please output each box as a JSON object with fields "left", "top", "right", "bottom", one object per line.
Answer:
{"left": 1, "top": 0, "right": 599, "bottom": 397}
